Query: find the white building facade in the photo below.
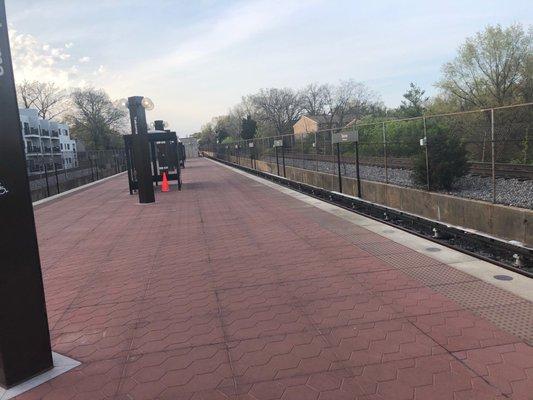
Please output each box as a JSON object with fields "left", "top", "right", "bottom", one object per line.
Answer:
{"left": 19, "top": 108, "right": 77, "bottom": 174}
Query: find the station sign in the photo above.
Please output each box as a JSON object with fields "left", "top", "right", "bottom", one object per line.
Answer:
{"left": 273, "top": 139, "right": 283, "bottom": 147}
{"left": 332, "top": 131, "right": 359, "bottom": 144}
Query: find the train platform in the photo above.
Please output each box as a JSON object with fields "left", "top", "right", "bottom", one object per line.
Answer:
{"left": 14, "top": 157, "right": 533, "bottom": 400}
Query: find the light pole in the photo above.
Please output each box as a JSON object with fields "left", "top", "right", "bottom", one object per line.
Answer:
{"left": 126, "top": 96, "right": 155, "bottom": 203}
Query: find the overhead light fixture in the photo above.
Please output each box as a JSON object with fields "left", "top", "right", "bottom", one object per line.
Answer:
{"left": 115, "top": 98, "right": 129, "bottom": 109}
{"left": 141, "top": 97, "right": 154, "bottom": 111}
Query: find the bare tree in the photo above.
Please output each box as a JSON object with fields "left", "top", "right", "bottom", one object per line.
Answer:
{"left": 300, "top": 83, "right": 330, "bottom": 116}
{"left": 322, "top": 80, "right": 382, "bottom": 129}
{"left": 437, "top": 23, "right": 532, "bottom": 108}
{"left": 249, "top": 88, "right": 304, "bottom": 135}
{"left": 17, "top": 80, "right": 36, "bottom": 108}
{"left": 66, "top": 88, "right": 126, "bottom": 150}
{"left": 16, "top": 81, "right": 67, "bottom": 119}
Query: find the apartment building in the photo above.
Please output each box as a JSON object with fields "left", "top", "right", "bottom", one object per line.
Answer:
{"left": 19, "top": 108, "right": 77, "bottom": 174}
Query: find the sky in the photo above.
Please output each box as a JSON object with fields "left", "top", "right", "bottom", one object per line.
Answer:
{"left": 5, "top": 0, "right": 532, "bottom": 136}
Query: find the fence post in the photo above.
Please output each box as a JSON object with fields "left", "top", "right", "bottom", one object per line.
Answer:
{"left": 95, "top": 157, "right": 99, "bottom": 180}
{"left": 301, "top": 134, "right": 304, "bottom": 169}
{"left": 382, "top": 122, "right": 388, "bottom": 183}
{"left": 275, "top": 144, "right": 280, "bottom": 176}
{"left": 336, "top": 142, "right": 342, "bottom": 193}
{"left": 355, "top": 138, "right": 362, "bottom": 198}
{"left": 43, "top": 162, "right": 50, "bottom": 197}
{"left": 491, "top": 108, "right": 496, "bottom": 203}
{"left": 423, "top": 116, "right": 430, "bottom": 191}
{"left": 315, "top": 131, "right": 318, "bottom": 171}
{"left": 53, "top": 161, "right": 60, "bottom": 194}
{"left": 89, "top": 157, "right": 95, "bottom": 181}
{"left": 281, "top": 143, "right": 286, "bottom": 177}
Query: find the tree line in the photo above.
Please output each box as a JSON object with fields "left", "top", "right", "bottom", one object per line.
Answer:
{"left": 16, "top": 82, "right": 126, "bottom": 150}
{"left": 193, "top": 23, "right": 532, "bottom": 149}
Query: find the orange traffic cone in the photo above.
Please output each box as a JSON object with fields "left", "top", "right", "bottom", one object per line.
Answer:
{"left": 161, "top": 172, "right": 169, "bottom": 192}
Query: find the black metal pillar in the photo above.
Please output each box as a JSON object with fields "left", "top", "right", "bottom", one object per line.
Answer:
{"left": 336, "top": 142, "right": 342, "bottom": 193}
{"left": 131, "top": 134, "right": 155, "bottom": 203}
{"left": 128, "top": 96, "right": 154, "bottom": 203}
{"left": 125, "top": 145, "right": 134, "bottom": 195}
{"left": 0, "top": 1, "right": 53, "bottom": 388}
{"left": 150, "top": 142, "right": 158, "bottom": 186}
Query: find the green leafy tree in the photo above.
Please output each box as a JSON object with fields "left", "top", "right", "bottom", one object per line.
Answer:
{"left": 398, "top": 83, "right": 428, "bottom": 117}
{"left": 413, "top": 127, "right": 469, "bottom": 190}
{"left": 216, "top": 127, "right": 229, "bottom": 143}
{"left": 437, "top": 23, "right": 532, "bottom": 108}
{"left": 241, "top": 115, "right": 257, "bottom": 140}
{"left": 192, "top": 124, "right": 216, "bottom": 148}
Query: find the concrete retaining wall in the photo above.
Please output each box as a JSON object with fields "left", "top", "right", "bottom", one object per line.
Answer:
{"left": 208, "top": 153, "right": 532, "bottom": 247}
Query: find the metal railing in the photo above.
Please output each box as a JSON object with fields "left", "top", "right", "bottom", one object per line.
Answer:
{"left": 28, "top": 149, "right": 127, "bottom": 201}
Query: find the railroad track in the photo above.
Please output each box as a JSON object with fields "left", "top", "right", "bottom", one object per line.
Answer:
{"left": 276, "top": 152, "right": 533, "bottom": 180}
{"left": 207, "top": 153, "right": 533, "bottom": 275}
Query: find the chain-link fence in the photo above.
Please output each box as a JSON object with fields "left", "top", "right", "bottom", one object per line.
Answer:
{"left": 203, "top": 103, "right": 533, "bottom": 209}
{"left": 29, "top": 149, "right": 127, "bottom": 202}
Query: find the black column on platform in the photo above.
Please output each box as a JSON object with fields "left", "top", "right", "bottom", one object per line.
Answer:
{"left": 152, "top": 122, "right": 165, "bottom": 185}
{"left": 0, "top": 1, "right": 53, "bottom": 388}
{"left": 127, "top": 96, "right": 155, "bottom": 203}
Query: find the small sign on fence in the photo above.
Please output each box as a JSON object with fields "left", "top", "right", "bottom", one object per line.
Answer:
{"left": 248, "top": 142, "right": 254, "bottom": 148}
{"left": 332, "top": 131, "right": 359, "bottom": 144}
{"left": 273, "top": 139, "right": 283, "bottom": 147}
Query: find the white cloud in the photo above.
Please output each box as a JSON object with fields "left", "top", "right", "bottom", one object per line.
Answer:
{"left": 9, "top": 27, "right": 103, "bottom": 88}
{"left": 65, "top": 42, "right": 74, "bottom": 49}
{"left": 121, "top": 0, "right": 316, "bottom": 83}
{"left": 79, "top": 56, "right": 90, "bottom": 63}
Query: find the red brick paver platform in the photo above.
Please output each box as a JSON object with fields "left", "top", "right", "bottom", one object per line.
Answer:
{"left": 19, "top": 158, "right": 533, "bottom": 400}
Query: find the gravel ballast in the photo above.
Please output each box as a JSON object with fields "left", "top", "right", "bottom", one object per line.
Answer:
{"left": 264, "top": 155, "right": 533, "bottom": 209}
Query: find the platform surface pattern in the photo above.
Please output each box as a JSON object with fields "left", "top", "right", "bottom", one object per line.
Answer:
{"left": 17, "top": 158, "right": 533, "bottom": 400}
